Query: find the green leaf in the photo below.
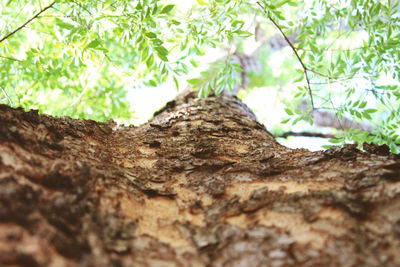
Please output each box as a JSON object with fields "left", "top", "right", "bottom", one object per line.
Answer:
{"left": 94, "top": 47, "right": 108, "bottom": 52}
{"left": 285, "top": 108, "right": 294, "bottom": 115}
{"left": 56, "top": 20, "right": 74, "bottom": 30}
{"left": 329, "top": 138, "right": 341, "bottom": 143}
{"left": 149, "top": 79, "right": 157, "bottom": 87}
{"left": 154, "top": 46, "right": 169, "bottom": 56}
{"left": 86, "top": 40, "right": 101, "bottom": 49}
{"left": 293, "top": 75, "right": 303, "bottom": 82}
{"left": 159, "top": 55, "right": 168, "bottom": 61}
{"left": 146, "top": 54, "right": 154, "bottom": 67}
{"left": 173, "top": 76, "right": 179, "bottom": 91}
{"left": 364, "top": 109, "right": 378, "bottom": 113}
{"left": 187, "top": 78, "right": 203, "bottom": 85}
{"left": 160, "top": 5, "right": 175, "bottom": 14}
{"left": 151, "top": 38, "right": 163, "bottom": 46}
{"left": 145, "top": 32, "right": 157, "bottom": 38}
{"left": 190, "top": 59, "right": 199, "bottom": 67}
{"left": 234, "top": 30, "right": 253, "bottom": 37}
{"left": 363, "top": 112, "right": 372, "bottom": 119}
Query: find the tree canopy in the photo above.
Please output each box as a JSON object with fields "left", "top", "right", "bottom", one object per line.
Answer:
{"left": 0, "top": 0, "right": 399, "bottom": 152}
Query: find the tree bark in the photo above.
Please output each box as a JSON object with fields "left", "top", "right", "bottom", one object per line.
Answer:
{"left": 0, "top": 91, "right": 399, "bottom": 267}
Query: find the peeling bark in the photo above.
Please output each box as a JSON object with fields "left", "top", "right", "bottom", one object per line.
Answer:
{"left": 0, "top": 92, "right": 399, "bottom": 266}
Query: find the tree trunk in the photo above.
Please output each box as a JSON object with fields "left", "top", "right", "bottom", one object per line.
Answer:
{"left": 0, "top": 91, "right": 399, "bottom": 267}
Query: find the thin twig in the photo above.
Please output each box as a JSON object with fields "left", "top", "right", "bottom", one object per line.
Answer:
{"left": 305, "top": 68, "right": 336, "bottom": 79}
{"left": 0, "top": 86, "right": 13, "bottom": 106}
{"left": 0, "top": 1, "right": 30, "bottom": 36}
{"left": 0, "top": 1, "right": 55, "bottom": 44}
{"left": 0, "top": 55, "right": 22, "bottom": 62}
{"left": 296, "top": 43, "right": 394, "bottom": 53}
{"left": 70, "top": 78, "right": 90, "bottom": 108}
{"left": 70, "top": 0, "right": 93, "bottom": 16}
{"left": 256, "top": 1, "right": 314, "bottom": 109}
{"left": 327, "top": 94, "right": 344, "bottom": 131}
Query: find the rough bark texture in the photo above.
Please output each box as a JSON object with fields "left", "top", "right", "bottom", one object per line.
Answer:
{"left": 0, "top": 91, "right": 400, "bottom": 267}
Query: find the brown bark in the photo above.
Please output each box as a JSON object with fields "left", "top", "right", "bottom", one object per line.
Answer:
{"left": 0, "top": 91, "right": 399, "bottom": 266}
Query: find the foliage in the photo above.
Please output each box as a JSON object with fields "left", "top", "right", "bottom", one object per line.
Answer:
{"left": 0, "top": 0, "right": 247, "bottom": 121}
{"left": 283, "top": 0, "right": 400, "bottom": 153}
{"left": 187, "top": 58, "right": 242, "bottom": 97}
{"left": 0, "top": 0, "right": 399, "bottom": 152}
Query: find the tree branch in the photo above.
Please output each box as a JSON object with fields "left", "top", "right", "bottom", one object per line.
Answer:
{"left": 256, "top": 1, "right": 314, "bottom": 109}
{"left": 277, "top": 131, "right": 335, "bottom": 139}
{"left": 0, "top": 55, "right": 21, "bottom": 62}
{"left": 0, "top": 1, "right": 55, "bottom": 44}
{"left": 0, "top": 86, "right": 13, "bottom": 106}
